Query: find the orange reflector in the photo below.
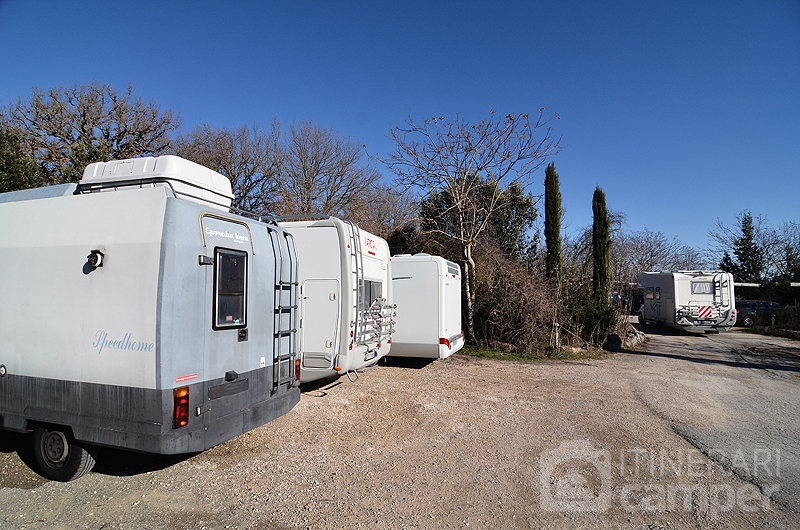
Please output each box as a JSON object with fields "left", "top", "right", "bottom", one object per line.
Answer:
{"left": 334, "top": 367, "right": 342, "bottom": 371}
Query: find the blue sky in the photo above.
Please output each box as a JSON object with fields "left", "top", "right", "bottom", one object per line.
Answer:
{"left": 1, "top": 0, "right": 798, "bottom": 252}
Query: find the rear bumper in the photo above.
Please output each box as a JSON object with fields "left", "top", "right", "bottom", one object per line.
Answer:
{"left": 0, "top": 367, "right": 299, "bottom": 454}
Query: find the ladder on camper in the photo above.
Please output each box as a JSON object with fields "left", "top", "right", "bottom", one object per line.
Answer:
{"left": 714, "top": 273, "right": 729, "bottom": 307}
{"left": 343, "top": 219, "right": 366, "bottom": 351}
{"left": 268, "top": 228, "right": 299, "bottom": 394}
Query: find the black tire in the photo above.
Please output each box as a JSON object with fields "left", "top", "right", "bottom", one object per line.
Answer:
{"left": 742, "top": 315, "right": 754, "bottom": 328}
{"left": 33, "top": 426, "right": 95, "bottom": 482}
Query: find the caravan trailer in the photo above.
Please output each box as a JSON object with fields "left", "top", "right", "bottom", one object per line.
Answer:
{"left": 0, "top": 156, "right": 300, "bottom": 481}
{"left": 278, "top": 217, "right": 394, "bottom": 383}
{"left": 389, "top": 254, "right": 464, "bottom": 358}
{"left": 637, "top": 271, "right": 736, "bottom": 332}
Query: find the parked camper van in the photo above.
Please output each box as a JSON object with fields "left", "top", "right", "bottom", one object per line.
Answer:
{"left": 389, "top": 254, "right": 464, "bottom": 358}
{"left": 278, "top": 217, "right": 394, "bottom": 383}
{"left": 637, "top": 271, "right": 736, "bottom": 332}
{"left": 0, "top": 156, "right": 300, "bottom": 481}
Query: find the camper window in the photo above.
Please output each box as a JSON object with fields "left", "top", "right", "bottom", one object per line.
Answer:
{"left": 645, "top": 287, "right": 654, "bottom": 300}
{"left": 214, "top": 248, "right": 247, "bottom": 329}
{"left": 655, "top": 287, "right": 661, "bottom": 300}
{"left": 691, "top": 281, "right": 714, "bottom": 295}
{"left": 359, "top": 280, "right": 383, "bottom": 312}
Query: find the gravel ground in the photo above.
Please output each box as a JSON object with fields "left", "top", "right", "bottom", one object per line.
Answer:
{"left": 2, "top": 330, "right": 800, "bottom": 529}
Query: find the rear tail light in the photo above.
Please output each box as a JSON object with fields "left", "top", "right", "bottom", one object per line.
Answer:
{"left": 439, "top": 337, "right": 451, "bottom": 349}
{"left": 295, "top": 358, "right": 301, "bottom": 382}
{"left": 173, "top": 386, "right": 189, "bottom": 429}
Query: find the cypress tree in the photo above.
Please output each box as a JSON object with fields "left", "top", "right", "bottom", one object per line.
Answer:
{"left": 544, "top": 163, "right": 562, "bottom": 283}
{"left": 592, "top": 186, "right": 611, "bottom": 302}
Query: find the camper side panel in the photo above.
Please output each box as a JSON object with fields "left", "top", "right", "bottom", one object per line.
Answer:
{"left": 390, "top": 260, "right": 440, "bottom": 357}
{"left": 0, "top": 188, "right": 163, "bottom": 438}
{"left": 638, "top": 273, "right": 673, "bottom": 325}
{"left": 0, "top": 188, "right": 163, "bottom": 387}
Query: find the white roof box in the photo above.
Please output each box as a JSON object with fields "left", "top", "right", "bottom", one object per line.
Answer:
{"left": 81, "top": 155, "right": 234, "bottom": 211}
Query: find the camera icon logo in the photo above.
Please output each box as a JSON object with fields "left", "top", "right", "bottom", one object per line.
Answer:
{"left": 540, "top": 439, "right": 612, "bottom": 513}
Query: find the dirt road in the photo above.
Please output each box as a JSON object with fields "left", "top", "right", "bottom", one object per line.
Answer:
{"left": 2, "top": 328, "right": 799, "bottom": 529}
{"left": 628, "top": 325, "right": 800, "bottom": 513}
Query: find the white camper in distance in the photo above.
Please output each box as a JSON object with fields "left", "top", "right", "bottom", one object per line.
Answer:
{"left": 389, "top": 254, "right": 464, "bottom": 358}
{"left": 637, "top": 270, "right": 736, "bottom": 332}
{"left": 278, "top": 217, "right": 394, "bottom": 383}
{"left": 0, "top": 156, "right": 300, "bottom": 481}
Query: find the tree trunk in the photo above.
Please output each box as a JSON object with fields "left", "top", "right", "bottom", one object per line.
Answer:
{"left": 462, "top": 242, "right": 477, "bottom": 342}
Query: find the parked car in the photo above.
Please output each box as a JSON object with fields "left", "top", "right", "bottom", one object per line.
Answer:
{"left": 735, "top": 300, "right": 784, "bottom": 327}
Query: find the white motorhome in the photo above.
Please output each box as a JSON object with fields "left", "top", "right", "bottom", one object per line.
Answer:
{"left": 389, "top": 254, "right": 464, "bottom": 358}
{"left": 0, "top": 156, "right": 300, "bottom": 481}
{"left": 637, "top": 271, "right": 736, "bottom": 332}
{"left": 278, "top": 217, "right": 394, "bottom": 383}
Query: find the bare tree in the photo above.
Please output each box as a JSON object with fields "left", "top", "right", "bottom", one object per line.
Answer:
{"left": 347, "top": 182, "right": 418, "bottom": 238}
{"left": 4, "top": 81, "right": 181, "bottom": 184}
{"left": 174, "top": 120, "right": 282, "bottom": 214}
{"left": 382, "top": 110, "right": 562, "bottom": 340}
{"left": 612, "top": 228, "right": 705, "bottom": 288}
{"left": 279, "top": 120, "right": 382, "bottom": 217}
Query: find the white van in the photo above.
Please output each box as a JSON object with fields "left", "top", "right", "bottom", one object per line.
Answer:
{"left": 389, "top": 254, "right": 464, "bottom": 358}
{"left": 637, "top": 270, "right": 736, "bottom": 332}
{"left": 278, "top": 217, "right": 394, "bottom": 382}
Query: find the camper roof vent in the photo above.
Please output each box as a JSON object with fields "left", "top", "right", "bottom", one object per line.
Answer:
{"left": 80, "top": 155, "right": 234, "bottom": 211}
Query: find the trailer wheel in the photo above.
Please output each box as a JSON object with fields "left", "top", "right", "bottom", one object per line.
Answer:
{"left": 33, "top": 426, "right": 96, "bottom": 482}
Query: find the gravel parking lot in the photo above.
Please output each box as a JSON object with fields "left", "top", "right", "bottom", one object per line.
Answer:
{"left": 2, "top": 328, "right": 800, "bottom": 529}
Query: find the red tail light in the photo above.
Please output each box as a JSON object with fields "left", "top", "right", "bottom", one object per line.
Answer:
{"left": 295, "top": 358, "right": 301, "bottom": 382}
{"left": 173, "top": 386, "right": 189, "bottom": 429}
{"left": 439, "top": 337, "right": 451, "bottom": 349}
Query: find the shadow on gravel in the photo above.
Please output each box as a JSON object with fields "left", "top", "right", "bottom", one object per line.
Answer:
{"left": 380, "top": 357, "right": 436, "bottom": 369}
{"left": 628, "top": 326, "right": 800, "bottom": 374}
{"left": 90, "top": 447, "right": 196, "bottom": 477}
{"left": 0, "top": 431, "right": 47, "bottom": 489}
{"left": 0, "top": 429, "right": 27, "bottom": 454}
{"left": 635, "top": 323, "right": 715, "bottom": 337}
{"left": 300, "top": 377, "right": 345, "bottom": 396}
{"left": 625, "top": 348, "right": 800, "bottom": 372}
{"left": 1, "top": 429, "right": 196, "bottom": 480}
